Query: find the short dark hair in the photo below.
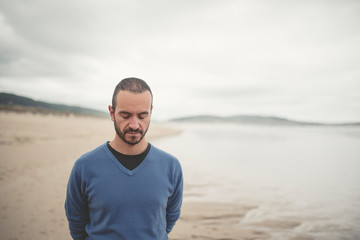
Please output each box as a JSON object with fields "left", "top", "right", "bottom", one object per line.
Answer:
{"left": 112, "top": 77, "right": 153, "bottom": 110}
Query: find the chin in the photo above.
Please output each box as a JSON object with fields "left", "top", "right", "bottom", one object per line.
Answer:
{"left": 126, "top": 136, "right": 143, "bottom": 145}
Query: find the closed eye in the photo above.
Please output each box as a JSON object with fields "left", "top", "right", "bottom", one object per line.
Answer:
{"left": 119, "top": 112, "right": 131, "bottom": 119}
{"left": 138, "top": 113, "right": 148, "bottom": 119}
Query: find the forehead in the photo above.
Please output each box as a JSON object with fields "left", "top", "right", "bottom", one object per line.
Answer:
{"left": 115, "top": 90, "right": 152, "bottom": 111}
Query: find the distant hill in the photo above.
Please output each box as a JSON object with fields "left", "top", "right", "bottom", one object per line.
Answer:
{"left": 0, "top": 92, "right": 108, "bottom": 117}
{"left": 170, "top": 114, "right": 360, "bottom": 127}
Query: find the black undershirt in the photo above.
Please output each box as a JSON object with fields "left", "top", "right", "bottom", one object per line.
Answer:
{"left": 107, "top": 142, "right": 151, "bottom": 170}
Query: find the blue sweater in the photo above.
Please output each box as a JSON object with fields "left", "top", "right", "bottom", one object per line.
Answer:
{"left": 65, "top": 143, "right": 183, "bottom": 240}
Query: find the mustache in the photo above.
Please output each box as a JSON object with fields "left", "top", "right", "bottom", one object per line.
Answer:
{"left": 124, "top": 128, "right": 143, "bottom": 134}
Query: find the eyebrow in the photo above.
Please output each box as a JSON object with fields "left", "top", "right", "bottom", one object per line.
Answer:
{"left": 119, "top": 111, "right": 149, "bottom": 115}
{"left": 119, "top": 111, "right": 131, "bottom": 115}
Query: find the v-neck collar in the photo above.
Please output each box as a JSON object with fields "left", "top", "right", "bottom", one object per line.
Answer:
{"left": 103, "top": 142, "right": 153, "bottom": 176}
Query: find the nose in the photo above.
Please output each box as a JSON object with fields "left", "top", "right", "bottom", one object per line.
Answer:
{"left": 129, "top": 118, "right": 139, "bottom": 130}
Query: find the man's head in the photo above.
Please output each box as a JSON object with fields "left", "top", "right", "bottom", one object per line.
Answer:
{"left": 112, "top": 77, "right": 153, "bottom": 111}
{"left": 109, "top": 77, "right": 153, "bottom": 146}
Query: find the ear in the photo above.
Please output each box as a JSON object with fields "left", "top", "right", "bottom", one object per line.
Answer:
{"left": 108, "top": 105, "right": 114, "bottom": 121}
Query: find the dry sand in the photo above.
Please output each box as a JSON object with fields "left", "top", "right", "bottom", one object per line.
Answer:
{"left": 0, "top": 112, "right": 294, "bottom": 240}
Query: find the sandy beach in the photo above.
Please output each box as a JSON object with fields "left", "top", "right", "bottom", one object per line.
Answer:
{"left": 0, "top": 112, "right": 264, "bottom": 240}
{"left": 2, "top": 112, "right": 359, "bottom": 240}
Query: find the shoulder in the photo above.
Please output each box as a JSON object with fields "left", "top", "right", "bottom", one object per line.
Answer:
{"left": 73, "top": 143, "right": 108, "bottom": 170}
{"left": 149, "top": 144, "right": 178, "bottom": 161}
{"left": 149, "top": 144, "right": 182, "bottom": 169}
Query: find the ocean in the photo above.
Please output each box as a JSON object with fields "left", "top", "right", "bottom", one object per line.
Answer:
{"left": 153, "top": 123, "right": 360, "bottom": 240}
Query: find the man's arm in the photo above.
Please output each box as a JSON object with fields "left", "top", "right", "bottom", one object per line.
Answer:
{"left": 166, "top": 165, "right": 183, "bottom": 233}
{"left": 65, "top": 163, "right": 90, "bottom": 240}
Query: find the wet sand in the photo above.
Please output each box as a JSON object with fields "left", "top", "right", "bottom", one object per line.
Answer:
{"left": 0, "top": 112, "right": 306, "bottom": 240}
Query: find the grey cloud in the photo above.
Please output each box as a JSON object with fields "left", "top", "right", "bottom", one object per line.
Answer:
{"left": 0, "top": 0, "right": 359, "bottom": 122}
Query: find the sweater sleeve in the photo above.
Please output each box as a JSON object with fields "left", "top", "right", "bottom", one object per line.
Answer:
{"left": 65, "top": 162, "right": 90, "bottom": 240}
{"left": 166, "top": 163, "right": 183, "bottom": 233}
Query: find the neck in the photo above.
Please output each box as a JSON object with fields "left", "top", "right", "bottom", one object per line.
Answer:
{"left": 109, "top": 136, "right": 148, "bottom": 155}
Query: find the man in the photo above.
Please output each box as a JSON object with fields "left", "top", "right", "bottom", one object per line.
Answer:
{"left": 65, "top": 77, "right": 183, "bottom": 240}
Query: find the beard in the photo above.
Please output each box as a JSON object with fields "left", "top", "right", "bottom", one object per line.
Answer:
{"left": 114, "top": 117, "right": 149, "bottom": 146}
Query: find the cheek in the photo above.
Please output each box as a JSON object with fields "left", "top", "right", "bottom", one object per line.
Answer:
{"left": 136, "top": 121, "right": 147, "bottom": 130}
{"left": 114, "top": 118, "right": 125, "bottom": 128}
{"left": 142, "top": 118, "right": 151, "bottom": 125}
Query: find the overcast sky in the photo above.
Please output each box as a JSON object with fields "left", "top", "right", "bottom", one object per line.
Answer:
{"left": 0, "top": 0, "right": 359, "bottom": 122}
